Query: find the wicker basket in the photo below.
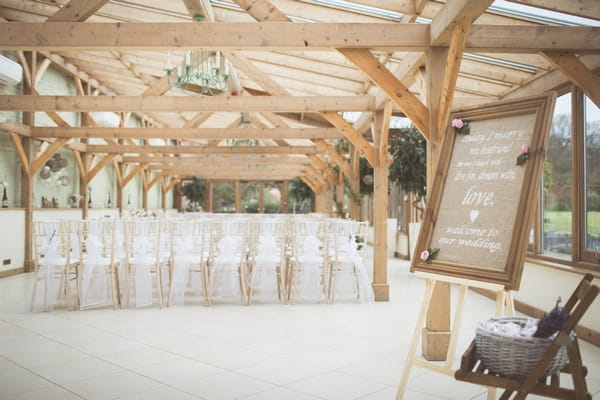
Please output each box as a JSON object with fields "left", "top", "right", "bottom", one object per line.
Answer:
{"left": 475, "top": 317, "right": 571, "bottom": 380}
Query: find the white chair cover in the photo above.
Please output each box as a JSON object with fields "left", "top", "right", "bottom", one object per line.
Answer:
{"left": 249, "top": 232, "right": 281, "bottom": 303}
{"left": 289, "top": 218, "right": 326, "bottom": 303}
{"left": 30, "top": 221, "right": 63, "bottom": 312}
{"left": 330, "top": 220, "right": 374, "bottom": 303}
{"left": 79, "top": 220, "right": 114, "bottom": 309}
{"left": 123, "top": 219, "right": 163, "bottom": 308}
{"left": 209, "top": 220, "right": 246, "bottom": 303}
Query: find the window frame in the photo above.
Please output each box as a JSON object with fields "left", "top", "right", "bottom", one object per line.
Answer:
{"left": 528, "top": 86, "right": 600, "bottom": 271}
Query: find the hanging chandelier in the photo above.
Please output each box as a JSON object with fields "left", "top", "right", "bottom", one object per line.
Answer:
{"left": 164, "top": 17, "right": 229, "bottom": 95}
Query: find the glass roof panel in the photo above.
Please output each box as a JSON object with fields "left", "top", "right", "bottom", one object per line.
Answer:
{"left": 490, "top": 0, "right": 600, "bottom": 26}
{"left": 305, "top": 0, "right": 404, "bottom": 21}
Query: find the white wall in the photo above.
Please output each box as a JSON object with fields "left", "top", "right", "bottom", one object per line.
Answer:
{"left": 0, "top": 210, "right": 24, "bottom": 272}
{"left": 33, "top": 209, "right": 83, "bottom": 221}
{"left": 517, "top": 262, "right": 600, "bottom": 332}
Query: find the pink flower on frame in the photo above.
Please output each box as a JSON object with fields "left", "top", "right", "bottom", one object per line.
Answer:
{"left": 420, "top": 250, "right": 430, "bottom": 261}
{"left": 451, "top": 119, "right": 464, "bottom": 129}
{"left": 521, "top": 144, "right": 529, "bottom": 154}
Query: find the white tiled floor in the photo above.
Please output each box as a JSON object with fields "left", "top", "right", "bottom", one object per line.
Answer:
{"left": 0, "top": 248, "right": 599, "bottom": 400}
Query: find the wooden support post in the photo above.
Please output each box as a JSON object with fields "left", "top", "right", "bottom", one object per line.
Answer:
{"left": 21, "top": 52, "right": 36, "bottom": 272}
{"left": 422, "top": 281, "right": 451, "bottom": 360}
{"left": 422, "top": 47, "right": 451, "bottom": 360}
{"left": 20, "top": 136, "right": 34, "bottom": 272}
{"left": 282, "top": 180, "right": 289, "bottom": 213}
{"left": 324, "top": 188, "right": 333, "bottom": 216}
{"left": 372, "top": 165, "right": 389, "bottom": 300}
{"left": 206, "top": 181, "right": 213, "bottom": 212}
{"left": 171, "top": 178, "right": 182, "bottom": 212}
{"left": 117, "top": 164, "right": 124, "bottom": 216}
{"left": 81, "top": 181, "right": 89, "bottom": 219}
{"left": 336, "top": 172, "right": 344, "bottom": 218}
{"left": 258, "top": 182, "right": 264, "bottom": 213}
{"left": 142, "top": 188, "right": 148, "bottom": 211}
{"left": 235, "top": 180, "right": 242, "bottom": 213}
{"left": 314, "top": 191, "right": 326, "bottom": 214}
{"left": 161, "top": 184, "right": 167, "bottom": 211}
{"left": 350, "top": 146, "right": 361, "bottom": 220}
{"left": 372, "top": 102, "right": 392, "bottom": 301}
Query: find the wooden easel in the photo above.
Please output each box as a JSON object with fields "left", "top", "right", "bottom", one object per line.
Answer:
{"left": 395, "top": 272, "right": 514, "bottom": 400}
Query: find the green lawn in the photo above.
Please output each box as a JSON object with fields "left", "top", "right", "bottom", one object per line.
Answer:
{"left": 544, "top": 210, "right": 600, "bottom": 235}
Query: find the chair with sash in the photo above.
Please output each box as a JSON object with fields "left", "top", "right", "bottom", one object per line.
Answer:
{"left": 166, "top": 218, "right": 210, "bottom": 306}
{"left": 77, "top": 218, "right": 120, "bottom": 310}
{"left": 121, "top": 218, "right": 165, "bottom": 308}
{"left": 30, "top": 220, "right": 80, "bottom": 311}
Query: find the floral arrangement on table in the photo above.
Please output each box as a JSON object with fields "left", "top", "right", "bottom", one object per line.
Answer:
{"left": 420, "top": 247, "right": 440, "bottom": 264}
{"left": 516, "top": 144, "right": 530, "bottom": 166}
{"left": 452, "top": 118, "right": 470, "bottom": 135}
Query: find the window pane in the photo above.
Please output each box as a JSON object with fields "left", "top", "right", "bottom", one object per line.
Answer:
{"left": 212, "top": 182, "right": 235, "bottom": 213}
{"left": 241, "top": 183, "right": 259, "bottom": 213}
{"left": 584, "top": 96, "right": 600, "bottom": 252}
{"left": 263, "top": 183, "right": 282, "bottom": 214}
{"left": 542, "top": 93, "right": 572, "bottom": 259}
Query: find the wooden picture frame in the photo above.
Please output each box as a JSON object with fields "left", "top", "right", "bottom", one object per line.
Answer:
{"left": 410, "top": 93, "right": 556, "bottom": 290}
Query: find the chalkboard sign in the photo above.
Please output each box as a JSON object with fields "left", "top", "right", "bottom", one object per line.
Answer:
{"left": 411, "top": 93, "right": 556, "bottom": 290}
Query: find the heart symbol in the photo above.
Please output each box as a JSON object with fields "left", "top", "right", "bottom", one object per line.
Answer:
{"left": 469, "top": 209, "right": 480, "bottom": 223}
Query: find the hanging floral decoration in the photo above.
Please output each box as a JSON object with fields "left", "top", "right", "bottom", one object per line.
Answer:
{"left": 420, "top": 247, "right": 440, "bottom": 264}
{"left": 452, "top": 118, "right": 470, "bottom": 135}
{"left": 516, "top": 144, "right": 530, "bottom": 166}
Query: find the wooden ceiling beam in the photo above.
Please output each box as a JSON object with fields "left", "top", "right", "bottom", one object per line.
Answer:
{"left": 436, "top": 17, "right": 472, "bottom": 137}
{"left": 0, "top": 22, "right": 428, "bottom": 51}
{"left": 46, "top": 0, "right": 110, "bottom": 22}
{"left": 0, "top": 120, "right": 31, "bottom": 136}
{"left": 540, "top": 51, "right": 600, "bottom": 109}
{"left": 312, "top": 139, "right": 352, "bottom": 177}
{"left": 305, "top": 164, "right": 330, "bottom": 187}
{"left": 30, "top": 126, "right": 344, "bottom": 140}
{"left": 337, "top": 48, "right": 429, "bottom": 140}
{"left": 226, "top": 51, "right": 374, "bottom": 167}
{"left": 30, "top": 138, "right": 70, "bottom": 174}
{"left": 86, "top": 144, "right": 317, "bottom": 155}
{"left": 182, "top": 0, "right": 215, "bottom": 21}
{"left": 161, "top": 169, "right": 303, "bottom": 178}
{"left": 183, "top": 112, "right": 213, "bottom": 128}
{"left": 38, "top": 51, "right": 163, "bottom": 127}
{"left": 9, "top": 133, "right": 30, "bottom": 176}
{"left": 503, "top": 55, "right": 600, "bottom": 99}
{"left": 0, "top": 95, "right": 374, "bottom": 112}
{"left": 84, "top": 154, "right": 116, "bottom": 184}
{"left": 2, "top": 23, "right": 598, "bottom": 52}
{"left": 352, "top": 51, "right": 425, "bottom": 134}
{"left": 136, "top": 156, "right": 311, "bottom": 166}
{"left": 429, "top": 0, "right": 492, "bottom": 45}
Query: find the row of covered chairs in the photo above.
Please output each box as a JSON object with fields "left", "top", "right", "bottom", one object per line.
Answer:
{"left": 29, "top": 214, "right": 373, "bottom": 311}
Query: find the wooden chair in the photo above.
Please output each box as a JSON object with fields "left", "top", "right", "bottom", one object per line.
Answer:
{"left": 30, "top": 220, "right": 80, "bottom": 311}
{"left": 287, "top": 217, "right": 328, "bottom": 304}
{"left": 246, "top": 218, "right": 288, "bottom": 305}
{"left": 76, "top": 219, "right": 121, "bottom": 310}
{"left": 121, "top": 218, "right": 165, "bottom": 308}
{"left": 166, "top": 219, "right": 210, "bottom": 307}
{"left": 208, "top": 218, "right": 249, "bottom": 305}
{"left": 455, "top": 273, "right": 598, "bottom": 400}
{"left": 327, "top": 219, "right": 373, "bottom": 303}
